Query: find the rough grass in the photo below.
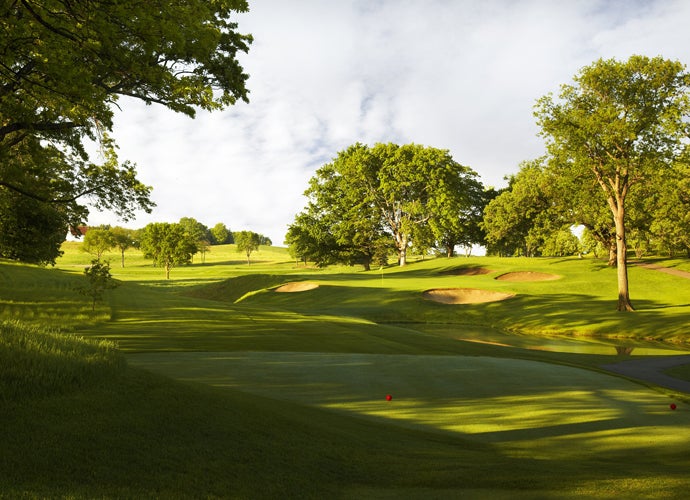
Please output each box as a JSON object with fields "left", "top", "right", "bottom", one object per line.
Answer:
{"left": 0, "top": 321, "right": 123, "bottom": 401}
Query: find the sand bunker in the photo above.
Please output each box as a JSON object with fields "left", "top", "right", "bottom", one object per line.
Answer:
{"left": 274, "top": 282, "right": 319, "bottom": 293}
{"left": 495, "top": 271, "right": 560, "bottom": 282}
{"left": 439, "top": 267, "right": 493, "bottom": 276}
{"left": 423, "top": 288, "right": 515, "bottom": 304}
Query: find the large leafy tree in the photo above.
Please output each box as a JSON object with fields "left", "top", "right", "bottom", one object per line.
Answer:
{"left": 535, "top": 55, "right": 690, "bottom": 311}
{"left": 1, "top": 0, "right": 251, "bottom": 262}
{"left": 290, "top": 143, "right": 483, "bottom": 268}
{"left": 139, "top": 223, "right": 197, "bottom": 279}
{"left": 296, "top": 150, "right": 389, "bottom": 270}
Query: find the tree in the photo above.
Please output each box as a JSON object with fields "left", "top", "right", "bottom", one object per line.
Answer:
{"left": 77, "top": 259, "right": 119, "bottom": 311}
{"left": 110, "top": 226, "right": 137, "bottom": 268}
{"left": 234, "top": 231, "right": 261, "bottom": 265}
{"left": 303, "top": 153, "right": 390, "bottom": 270}
{"left": 535, "top": 56, "right": 690, "bottom": 311}
{"left": 291, "top": 143, "right": 483, "bottom": 267}
{"left": 645, "top": 155, "right": 690, "bottom": 256}
{"left": 427, "top": 171, "right": 487, "bottom": 257}
{"left": 542, "top": 229, "right": 581, "bottom": 257}
{"left": 82, "top": 227, "right": 115, "bottom": 261}
{"left": 482, "top": 160, "right": 565, "bottom": 256}
{"left": 178, "top": 217, "right": 209, "bottom": 261}
{"left": 210, "top": 223, "right": 231, "bottom": 245}
{"left": 139, "top": 223, "right": 197, "bottom": 279}
{"left": 1, "top": 0, "right": 251, "bottom": 262}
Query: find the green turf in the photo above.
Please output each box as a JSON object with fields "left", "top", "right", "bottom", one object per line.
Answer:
{"left": 2, "top": 245, "right": 690, "bottom": 498}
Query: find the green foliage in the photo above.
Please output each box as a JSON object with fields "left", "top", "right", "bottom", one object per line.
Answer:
{"left": 210, "top": 222, "right": 231, "bottom": 244}
{"left": 483, "top": 159, "right": 559, "bottom": 256}
{"left": 0, "top": 0, "right": 252, "bottom": 263}
{"left": 234, "top": 230, "right": 262, "bottom": 264}
{"left": 0, "top": 321, "right": 123, "bottom": 402}
{"left": 0, "top": 187, "right": 69, "bottom": 265}
{"left": 139, "top": 223, "right": 197, "bottom": 278}
{"left": 535, "top": 55, "right": 690, "bottom": 310}
{"left": 109, "top": 226, "right": 137, "bottom": 267}
{"left": 290, "top": 143, "right": 484, "bottom": 268}
{"left": 81, "top": 227, "right": 115, "bottom": 260}
{"left": 76, "top": 259, "right": 119, "bottom": 311}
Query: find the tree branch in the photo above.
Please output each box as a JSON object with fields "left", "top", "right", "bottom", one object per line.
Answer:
{"left": 0, "top": 121, "right": 80, "bottom": 141}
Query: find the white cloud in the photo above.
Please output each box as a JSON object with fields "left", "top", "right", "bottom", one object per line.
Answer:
{"left": 87, "top": 0, "right": 690, "bottom": 245}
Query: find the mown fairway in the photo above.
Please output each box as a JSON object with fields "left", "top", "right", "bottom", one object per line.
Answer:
{"left": 2, "top": 243, "right": 690, "bottom": 498}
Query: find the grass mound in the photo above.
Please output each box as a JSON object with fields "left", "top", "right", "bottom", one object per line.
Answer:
{"left": 439, "top": 266, "right": 493, "bottom": 276}
{"left": 0, "top": 321, "right": 123, "bottom": 401}
{"left": 184, "top": 274, "right": 289, "bottom": 303}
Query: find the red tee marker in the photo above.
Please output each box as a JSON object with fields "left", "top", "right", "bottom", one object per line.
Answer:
{"left": 670, "top": 403, "right": 677, "bottom": 410}
{"left": 385, "top": 394, "right": 392, "bottom": 401}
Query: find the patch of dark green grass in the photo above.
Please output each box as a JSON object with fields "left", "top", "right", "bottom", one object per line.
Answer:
{"left": 4, "top": 357, "right": 690, "bottom": 499}
{"left": 665, "top": 362, "right": 690, "bottom": 382}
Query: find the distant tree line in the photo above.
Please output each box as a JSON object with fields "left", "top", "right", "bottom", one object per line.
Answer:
{"left": 79, "top": 219, "right": 271, "bottom": 278}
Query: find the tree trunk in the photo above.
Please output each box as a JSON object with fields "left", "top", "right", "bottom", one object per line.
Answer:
{"left": 396, "top": 233, "right": 408, "bottom": 266}
{"left": 607, "top": 242, "right": 616, "bottom": 267}
{"left": 613, "top": 207, "right": 634, "bottom": 311}
{"left": 121, "top": 250, "right": 125, "bottom": 268}
{"left": 399, "top": 246, "right": 407, "bottom": 266}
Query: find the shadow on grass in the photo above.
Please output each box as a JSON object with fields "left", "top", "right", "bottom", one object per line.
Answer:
{"left": 239, "top": 281, "right": 690, "bottom": 343}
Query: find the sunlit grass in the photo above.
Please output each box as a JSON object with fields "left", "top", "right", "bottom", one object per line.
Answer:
{"left": 129, "top": 351, "right": 688, "bottom": 451}
{"left": 2, "top": 246, "right": 690, "bottom": 498}
{"left": 0, "top": 321, "right": 123, "bottom": 401}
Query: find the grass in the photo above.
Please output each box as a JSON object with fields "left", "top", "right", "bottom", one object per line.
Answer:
{"left": 2, "top": 244, "right": 690, "bottom": 498}
{"left": 0, "top": 321, "right": 123, "bottom": 401}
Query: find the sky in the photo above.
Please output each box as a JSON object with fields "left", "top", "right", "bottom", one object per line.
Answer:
{"left": 87, "top": 0, "right": 690, "bottom": 246}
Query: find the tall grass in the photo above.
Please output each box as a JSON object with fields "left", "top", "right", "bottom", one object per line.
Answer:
{"left": 0, "top": 321, "right": 123, "bottom": 401}
{"left": 0, "top": 259, "right": 111, "bottom": 327}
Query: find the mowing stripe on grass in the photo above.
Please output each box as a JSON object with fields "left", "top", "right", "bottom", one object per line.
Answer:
{"left": 129, "top": 351, "right": 690, "bottom": 459}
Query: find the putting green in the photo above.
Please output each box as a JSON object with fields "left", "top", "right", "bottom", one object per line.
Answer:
{"left": 129, "top": 351, "right": 689, "bottom": 459}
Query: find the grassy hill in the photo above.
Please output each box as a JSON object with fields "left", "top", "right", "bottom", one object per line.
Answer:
{"left": 2, "top": 243, "right": 690, "bottom": 498}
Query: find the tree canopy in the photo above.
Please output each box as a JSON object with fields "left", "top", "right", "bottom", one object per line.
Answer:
{"left": 82, "top": 227, "right": 115, "bottom": 261}
{"left": 1, "top": 0, "right": 252, "bottom": 264}
{"left": 139, "top": 222, "right": 197, "bottom": 279}
{"left": 234, "top": 230, "right": 261, "bottom": 265}
{"left": 288, "top": 143, "right": 485, "bottom": 268}
{"left": 534, "top": 55, "right": 690, "bottom": 311}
